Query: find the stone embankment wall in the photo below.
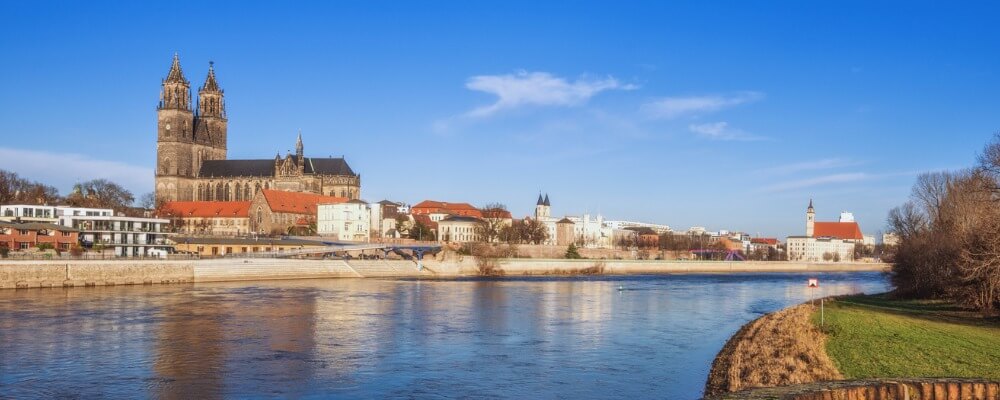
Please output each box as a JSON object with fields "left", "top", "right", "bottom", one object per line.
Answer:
{"left": 425, "top": 259, "right": 887, "bottom": 276}
{"left": 0, "top": 261, "right": 195, "bottom": 289}
{"left": 709, "top": 378, "right": 1000, "bottom": 400}
{"left": 0, "top": 259, "right": 887, "bottom": 290}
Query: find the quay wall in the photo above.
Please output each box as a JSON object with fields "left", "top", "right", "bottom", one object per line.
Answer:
{"left": 0, "top": 260, "right": 195, "bottom": 289}
{"left": 423, "top": 259, "right": 888, "bottom": 276}
{"left": 0, "top": 259, "right": 888, "bottom": 290}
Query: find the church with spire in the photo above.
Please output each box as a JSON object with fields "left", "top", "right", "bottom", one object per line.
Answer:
{"left": 154, "top": 54, "right": 361, "bottom": 203}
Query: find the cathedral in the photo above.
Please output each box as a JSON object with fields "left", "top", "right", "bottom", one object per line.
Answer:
{"left": 154, "top": 54, "right": 361, "bottom": 203}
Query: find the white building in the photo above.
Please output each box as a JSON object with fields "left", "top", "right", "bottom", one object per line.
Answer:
{"left": 531, "top": 194, "right": 616, "bottom": 248}
{"left": 317, "top": 199, "right": 371, "bottom": 242}
{"left": 786, "top": 236, "right": 855, "bottom": 261}
{"left": 2, "top": 204, "right": 171, "bottom": 257}
{"left": 882, "top": 232, "right": 900, "bottom": 246}
{"left": 786, "top": 200, "right": 857, "bottom": 262}
{"left": 437, "top": 215, "right": 480, "bottom": 243}
{"left": 605, "top": 220, "right": 672, "bottom": 234}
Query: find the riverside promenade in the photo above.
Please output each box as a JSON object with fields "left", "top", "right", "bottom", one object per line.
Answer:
{"left": 0, "top": 259, "right": 888, "bottom": 289}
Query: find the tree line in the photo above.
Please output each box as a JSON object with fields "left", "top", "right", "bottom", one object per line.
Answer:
{"left": 888, "top": 134, "right": 1000, "bottom": 312}
{"left": 0, "top": 169, "right": 146, "bottom": 215}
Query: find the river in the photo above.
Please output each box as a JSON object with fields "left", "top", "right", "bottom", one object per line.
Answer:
{"left": 0, "top": 271, "right": 889, "bottom": 399}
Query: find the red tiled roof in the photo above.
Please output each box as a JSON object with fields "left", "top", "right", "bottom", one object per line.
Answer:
{"left": 814, "top": 222, "right": 863, "bottom": 240}
{"left": 163, "top": 201, "right": 251, "bottom": 218}
{"left": 261, "top": 190, "right": 347, "bottom": 215}
{"left": 412, "top": 214, "right": 438, "bottom": 230}
{"left": 412, "top": 200, "right": 483, "bottom": 217}
{"left": 751, "top": 238, "right": 779, "bottom": 245}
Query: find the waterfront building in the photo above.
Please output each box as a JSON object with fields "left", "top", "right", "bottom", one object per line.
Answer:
{"left": 249, "top": 189, "right": 347, "bottom": 235}
{"left": 411, "top": 200, "right": 482, "bottom": 221}
{"left": 0, "top": 204, "right": 170, "bottom": 257}
{"left": 154, "top": 54, "right": 360, "bottom": 203}
{"left": 160, "top": 201, "right": 251, "bottom": 236}
{"left": 0, "top": 205, "right": 58, "bottom": 223}
{"left": 604, "top": 220, "right": 672, "bottom": 234}
{"left": 317, "top": 200, "right": 371, "bottom": 242}
{"left": 787, "top": 200, "right": 857, "bottom": 262}
{"left": 750, "top": 238, "right": 780, "bottom": 251}
{"left": 370, "top": 200, "right": 403, "bottom": 239}
{"left": 555, "top": 218, "right": 575, "bottom": 246}
{"left": 530, "top": 194, "right": 615, "bottom": 248}
{"left": 437, "top": 215, "right": 480, "bottom": 243}
{"left": 0, "top": 221, "right": 79, "bottom": 251}
{"left": 169, "top": 236, "right": 327, "bottom": 257}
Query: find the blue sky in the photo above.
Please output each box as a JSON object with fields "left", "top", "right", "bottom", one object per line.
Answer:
{"left": 1, "top": 1, "right": 998, "bottom": 238}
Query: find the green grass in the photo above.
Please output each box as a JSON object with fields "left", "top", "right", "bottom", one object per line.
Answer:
{"left": 814, "top": 294, "right": 1000, "bottom": 379}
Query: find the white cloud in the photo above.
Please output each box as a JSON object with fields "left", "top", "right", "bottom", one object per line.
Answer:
{"left": 0, "top": 147, "right": 152, "bottom": 195}
{"left": 688, "top": 121, "right": 766, "bottom": 141}
{"left": 642, "top": 91, "right": 763, "bottom": 119}
{"left": 463, "top": 71, "right": 636, "bottom": 118}
{"left": 754, "top": 158, "right": 863, "bottom": 176}
{"left": 760, "top": 173, "right": 870, "bottom": 193}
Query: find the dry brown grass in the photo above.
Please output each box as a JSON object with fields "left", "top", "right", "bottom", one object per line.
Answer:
{"left": 704, "top": 304, "right": 842, "bottom": 397}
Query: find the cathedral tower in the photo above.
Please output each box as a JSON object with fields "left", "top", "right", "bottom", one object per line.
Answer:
{"left": 156, "top": 53, "right": 195, "bottom": 201}
{"left": 194, "top": 61, "right": 227, "bottom": 157}
{"left": 156, "top": 55, "right": 229, "bottom": 202}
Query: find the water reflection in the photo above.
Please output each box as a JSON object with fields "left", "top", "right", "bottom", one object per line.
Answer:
{"left": 0, "top": 272, "right": 889, "bottom": 399}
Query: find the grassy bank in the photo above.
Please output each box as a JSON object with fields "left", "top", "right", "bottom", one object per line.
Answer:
{"left": 704, "top": 304, "right": 841, "bottom": 397}
{"left": 816, "top": 294, "right": 1000, "bottom": 380}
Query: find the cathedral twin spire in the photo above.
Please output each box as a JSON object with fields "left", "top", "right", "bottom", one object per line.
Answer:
{"left": 159, "top": 53, "right": 225, "bottom": 118}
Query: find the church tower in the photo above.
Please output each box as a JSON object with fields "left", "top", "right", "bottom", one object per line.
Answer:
{"left": 535, "top": 193, "right": 551, "bottom": 220}
{"left": 806, "top": 199, "right": 815, "bottom": 237}
{"left": 156, "top": 53, "right": 195, "bottom": 202}
{"left": 194, "top": 61, "right": 227, "bottom": 161}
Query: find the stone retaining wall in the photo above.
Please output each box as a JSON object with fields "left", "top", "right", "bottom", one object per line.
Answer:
{"left": 0, "top": 261, "right": 195, "bottom": 289}
{"left": 709, "top": 378, "right": 1000, "bottom": 399}
{"left": 0, "top": 259, "right": 888, "bottom": 290}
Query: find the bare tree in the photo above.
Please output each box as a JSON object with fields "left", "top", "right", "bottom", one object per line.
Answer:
{"left": 0, "top": 169, "right": 61, "bottom": 205}
{"left": 65, "top": 179, "right": 135, "bottom": 213}
{"left": 475, "top": 203, "right": 509, "bottom": 243}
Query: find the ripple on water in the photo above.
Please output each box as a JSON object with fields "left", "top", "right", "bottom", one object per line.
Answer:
{"left": 0, "top": 272, "right": 889, "bottom": 399}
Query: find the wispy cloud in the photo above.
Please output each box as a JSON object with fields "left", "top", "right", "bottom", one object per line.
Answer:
{"left": 688, "top": 121, "right": 766, "bottom": 141}
{"left": 754, "top": 158, "right": 864, "bottom": 176}
{"left": 641, "top": 91, "right": 763, "bottom": 119}
{"left": 463, "top": 71, "right": 636, "bottom": 118}
{"left": 0, "top": 147, "right": 152, "bottom": 195}
{"left": 760, "top": 173, "right": 871, "bottom": 193}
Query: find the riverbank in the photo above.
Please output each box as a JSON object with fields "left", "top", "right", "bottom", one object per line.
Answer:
{"left": 705, "top": 294, "right": 1000, "bottom": 398}
{"left": 821, "top": 294, "right": 1000, "bottom": 380}
{"left": 0, "top": 258, "right": 888, "bottom": 289}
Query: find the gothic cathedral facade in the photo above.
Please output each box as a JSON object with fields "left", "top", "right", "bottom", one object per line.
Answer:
{"left": 154, "top": 54, "right": 361, "bottom": 203}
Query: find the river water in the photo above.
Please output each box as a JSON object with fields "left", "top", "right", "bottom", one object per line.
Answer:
{"left": 0, "top": 272, "right": 888, "bottom": 399}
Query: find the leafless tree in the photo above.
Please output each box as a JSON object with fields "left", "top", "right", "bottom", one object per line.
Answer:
{"left": 475, "top": 203, "right": 509, "bottom": 243}
{"left": 65, "top": 179, "right": 134, "bottom": 213}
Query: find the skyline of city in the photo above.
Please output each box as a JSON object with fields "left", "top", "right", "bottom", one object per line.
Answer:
{"left": 2, "top": 2, "right": 999, "bottom": 238}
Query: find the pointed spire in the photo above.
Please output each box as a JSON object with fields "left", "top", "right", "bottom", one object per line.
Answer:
{"left": 544, "top": 194, "right": 550, "bottom": 206}
{"left": 537, "top": 193, "right": 544, "bottom": 206}
{"left": 200, "top": 61, "right": 220, "bottom": 92}
{"left": 807, "top": 198, "right": 814, "bottom": 212}
{"left": 295, "top": 131, "right": 304, "bottom": 161}
{"left": 165, "top": 53, "right": 188, "bottom": 84}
